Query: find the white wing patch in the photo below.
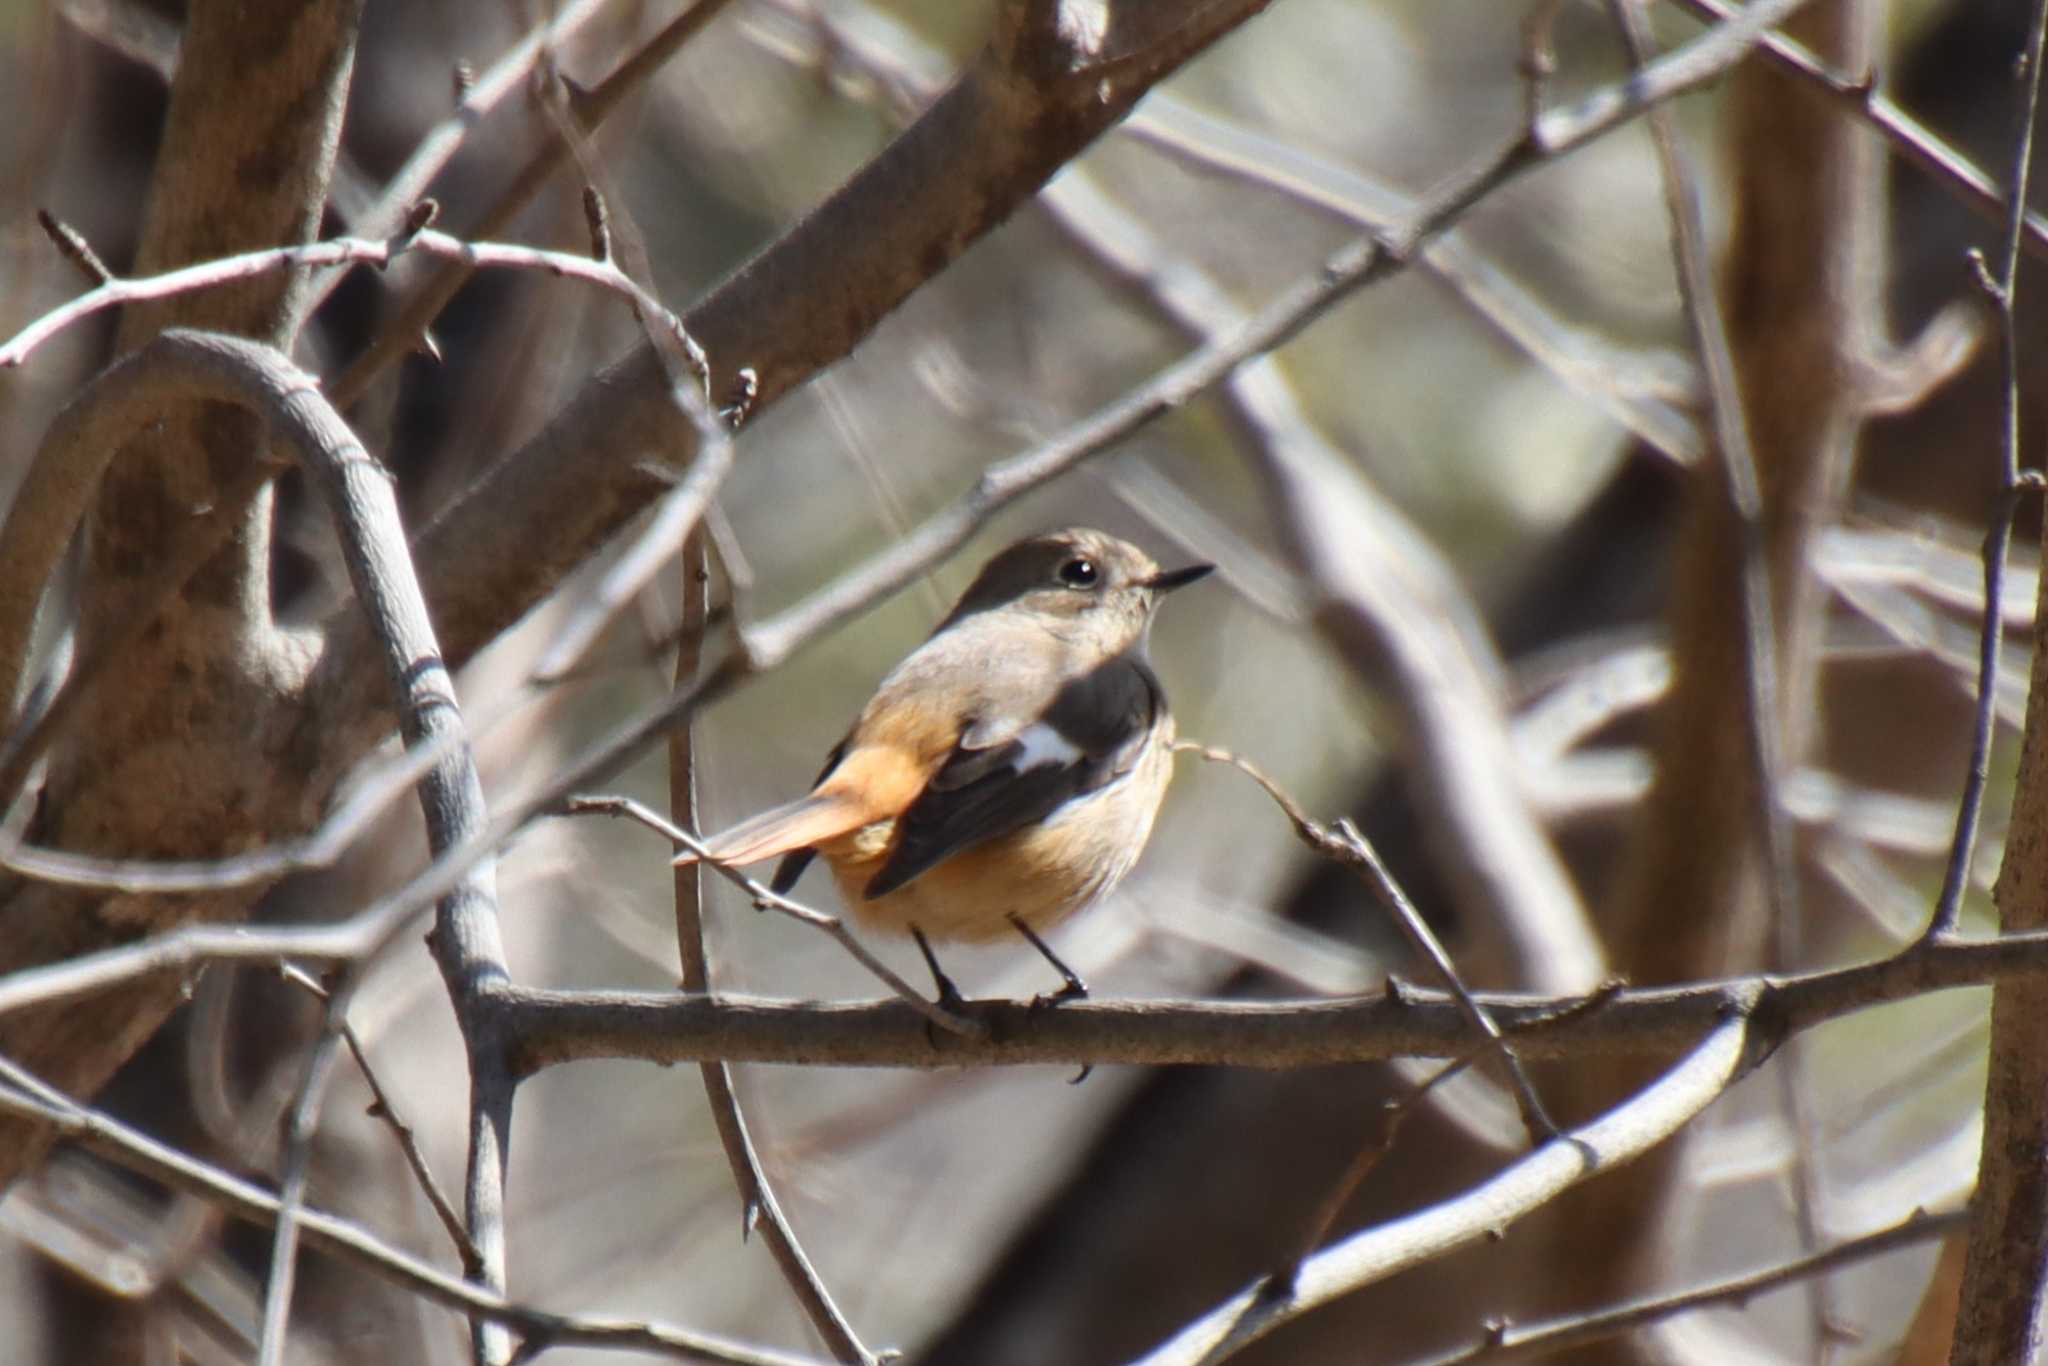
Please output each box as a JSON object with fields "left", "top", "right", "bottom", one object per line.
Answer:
{"left": 1010, "top": 720, "right": 1084, "bottom": 772}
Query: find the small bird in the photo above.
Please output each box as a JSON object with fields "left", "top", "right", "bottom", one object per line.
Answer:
{"left": 678, "top": 528, "right": 1211, "bottom": 1003}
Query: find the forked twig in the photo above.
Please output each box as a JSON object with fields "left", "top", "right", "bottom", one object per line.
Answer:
{"left": 1175, "top": 742, "right": 1558, "bottom": 1143}
{"left": 278, "top": 963, "right": 481, "bottom": 1272}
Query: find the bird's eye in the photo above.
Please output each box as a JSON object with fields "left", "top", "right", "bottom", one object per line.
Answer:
{"left": 1058, "top": 556, "right": 1100, "bottom": 588}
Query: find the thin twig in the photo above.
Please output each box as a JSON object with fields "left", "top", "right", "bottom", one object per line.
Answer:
{"left": 669, "top": 537, "right": 882, "bottom": 1363}
{"left": 1518, "top": 0, "right": 1565, "bottom": 133}
{"left": 1039, "top": 162, "right": 1604, "bottom": 998}
{"left": 2, "top": 224, "right": 705, "bottom": 371}
{"left": 1671, "top": 0, "right": 2048, "bottom": 266}
{"left": 326, "top": 0, "right": 742, "bottom": 408}
{"left": 501, "top": 922, "right": 2046, "bottom": 1072}
{"left": 517, "top": 75, "right": 733, "bottom": 683}
{"left": 1404, "top": 1205, "right": 1967, "bottom": 1364}
{"left": 1175, "top": 742, "right": 1558, "bottom": 1142}
{"left": 124, "top": 330, "right": 522, "bottom": 1364}
{"left": 563, "top": 796, "right": 979, "bottom": 1037}
{"left": 256, "top": 999, "right": 349, "bottom": 1366}
{"left": 1271, "top": 1052, "right": 1484, "bottom": 1291}
{"left": 279, "top": 963, "right": 482, "bottom": 1272}
{"left": 0, "top": 1054, "right": 827, "bottom": 1366}
{"left": 1922, "top": 0, "right": 2048, "bottom": 943}
{"left": 310, "top": 0, "right": 618, "bottom": 295}
{"left": 1605, "top": 1, "right": 1831, "bottom": 1348}
{"left": 230, "top": 0, "right": 1827, "bottom": 1029}
{"left": 9, "top": 901, "right": 2048, "bottom": 1077}
{"left": 1943, "top": 4, "right": 2048, "bottom": 1361}
{"left": 1135, "top": 1014, "right": 1755, "bottom": 1366}
{"left": 35, "top": 208, "right": 111, "bottom": 285}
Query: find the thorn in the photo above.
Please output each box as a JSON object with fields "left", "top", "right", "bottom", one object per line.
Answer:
{"left": 1967, "top": 247, "right": 2006, "bottom": 303}
{"left": 400, "top": 198, "right": 438, "bottom": 243}
{"left": 1253, "top": 1267, "right": 1298, "bottom": 1305}
{"left": 742, "top": 1199, "right": 762, "bottom": 1242}
{"left": 721, "top": 367, "right": 760, "bottom": 427}
{"left": 37, "top": 209, "right": 112, "bottom": 286}
{"left": 582, "top": 186, "right": 611, "bottom": 263}
{"left": 560, "top": 72, "right": 597, "bottom": 124}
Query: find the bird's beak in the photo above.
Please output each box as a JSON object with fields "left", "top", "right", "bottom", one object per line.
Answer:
{"left": 1144, "top": 562, "right": 1215, "bottom": 594}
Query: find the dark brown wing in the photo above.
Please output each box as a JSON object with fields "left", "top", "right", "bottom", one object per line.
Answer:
{"left": 862, "top": 656, "right": 1163, "bottom": 899}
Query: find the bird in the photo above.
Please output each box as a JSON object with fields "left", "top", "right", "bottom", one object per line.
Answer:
{"left": 677, "top": 527, "right": 1211, "bottom": 1004}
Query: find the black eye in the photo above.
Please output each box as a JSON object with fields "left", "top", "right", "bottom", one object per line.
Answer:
{"left": 1058, "top": 556, "right": 1100, "bottom": 588}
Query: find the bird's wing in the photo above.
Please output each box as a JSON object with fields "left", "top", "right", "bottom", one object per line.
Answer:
{"left": 862, "top": 655, "right": 1163, "bottom": 899}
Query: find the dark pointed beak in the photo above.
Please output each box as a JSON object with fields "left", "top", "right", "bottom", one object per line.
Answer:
{"left": 1144, "top": 562, "right": 1215, "bottom": 594}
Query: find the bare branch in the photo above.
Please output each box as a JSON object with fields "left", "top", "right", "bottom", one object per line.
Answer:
{"left": 1605, "top": 1, "right": 1831, "bottom": 1347}
{"left": 25, "top": 330, "right": 521, "bottom": 1362}
{"left": 1132, "top": 1013, "right": 1754, "bottom": 1365}
{"left": 564, "top": 796, "right": 977, "bottom": 1037}
{"left": 1408, "top": 1205, "right": 1966, "bottom": 1364}
{"left": 1041, "top": 164, "right": 1603, "bottom": 995}
{"left": 0, "top": 1055, "right": 828, "bottom": 1366}
{"left": 2, "top": 226, "right": 704, "bottom": 372}
{"left": 1672, "top": 0, "right": 2048, "bottom": 267}
{"left": 1175, "top": 742, "right": 1559, "bottom": 1141}
{"left": 323, "top": 0, "right": 746, "bottom": 409}
{"left": 500, "top": 928, "right": 2048, "bottom": 1075}
{"left": 1948, "top": 0, "right": 2048, "bottom": 1355}
{"left": 667, "top": 539, "right": 882, "bottom": 1364}
{"left": 278, "top": 963, "right": 480, "bottom": 1270}
{"left": 255, "top": 1007, "right": 348, "bottom": 1366}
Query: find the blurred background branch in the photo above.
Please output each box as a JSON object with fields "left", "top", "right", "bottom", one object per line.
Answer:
{"left": 1, "top": 0, "right": 2043, "bottom": 1362}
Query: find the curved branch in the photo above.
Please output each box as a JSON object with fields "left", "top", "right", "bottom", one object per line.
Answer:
{"left": 1133, "top": 1012, "right": 1753, "bottom": 1365}
{"left": 9, "top": 329, "right": 519, "bottom": 1358}
{"left": 0, "top": 1053, "right": 824, "bottom": 1366}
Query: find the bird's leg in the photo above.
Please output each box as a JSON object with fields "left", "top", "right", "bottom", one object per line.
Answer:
{"left": 1008, "top": 913, "right": 1088, "bottom": 1006}
{"left": 912, "top": 926, "right": 967, "bottom": 1011}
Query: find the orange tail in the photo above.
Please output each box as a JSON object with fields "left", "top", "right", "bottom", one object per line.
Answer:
{"left": 677, "top": 791, "right": 871, "bottom": 869}
{"left": 676, "top": 744, "right": 934, "bottom": 870}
